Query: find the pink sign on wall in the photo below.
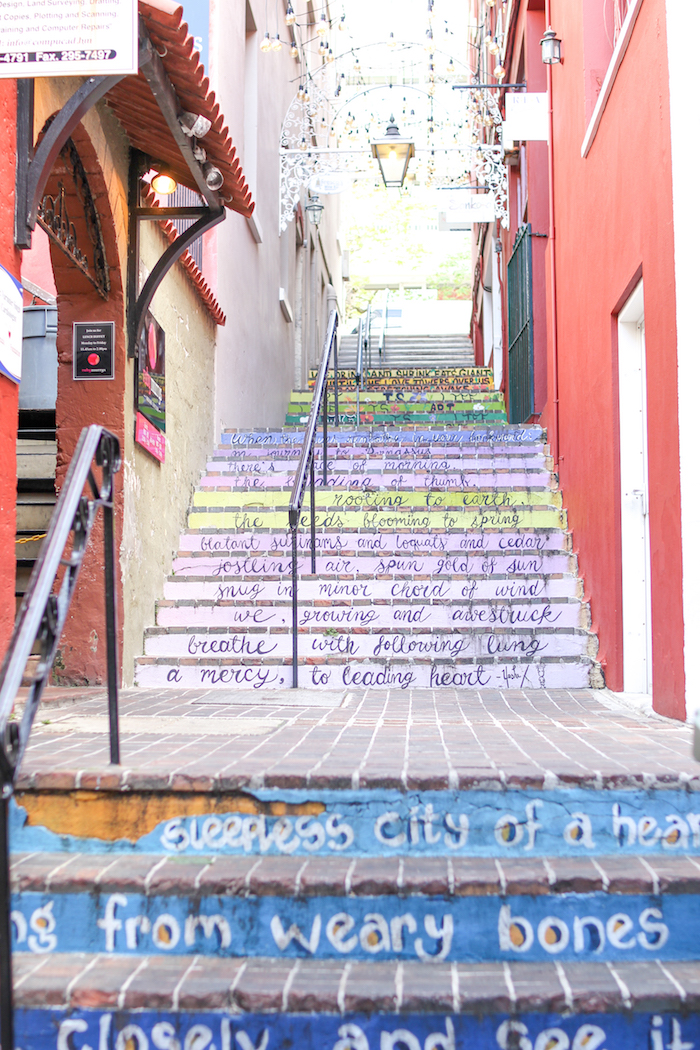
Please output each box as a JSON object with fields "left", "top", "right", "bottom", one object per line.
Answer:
{"left": 135, "top": 412, "right": 166, "bottom": 463}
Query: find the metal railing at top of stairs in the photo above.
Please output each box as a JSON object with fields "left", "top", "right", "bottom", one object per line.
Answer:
{"left": 0, "top": 423, "right": 122, "bottom": 1050}
{"left": 288, "top": 308, "right": 339, "bottom": 688}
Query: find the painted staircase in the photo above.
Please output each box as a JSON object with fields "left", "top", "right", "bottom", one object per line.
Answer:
{"left": 10, "top": 358, "right": 699, "bottom": 1047}
{"left": 135, "top": 364, "right": 602, "bottom": 692}
{"left": 9, "top": 713, "right": 700, "bottom": 1048}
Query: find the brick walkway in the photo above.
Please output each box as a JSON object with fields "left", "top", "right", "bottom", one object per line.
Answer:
{"left": 14, "top": 687, "right": 697, "bottom": 790}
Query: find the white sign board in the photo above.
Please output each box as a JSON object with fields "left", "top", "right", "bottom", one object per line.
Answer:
{"left": 0, "top": 265, "right": 24, "bottom": 385}
{"left": 503, "top": 92, "right": 549, "bottom": 142}
{"left": 0, "top": 0, "right": 138, "bottom": 78}
{"left": 438, "top": 191, "right": 496, "bottom": 230}
{"left": 308, "top": 172, "right": 354, "bottom": 195}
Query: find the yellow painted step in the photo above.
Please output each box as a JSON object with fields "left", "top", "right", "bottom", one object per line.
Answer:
{"left": 188, "top": 505, "right": 567, "bottom": 531}
{"left": 192, "top": 488, "right": 562, "bottom": 510}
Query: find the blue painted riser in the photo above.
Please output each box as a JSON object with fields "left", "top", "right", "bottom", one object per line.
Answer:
{"left": 11, "top": 790, "right": 700, "bottom": 858}
{"left": 16, "top": 1008, "right": 700, "bottom": 1050}
{"left": 11, "top": 890, "right": 693, "bottom": 962}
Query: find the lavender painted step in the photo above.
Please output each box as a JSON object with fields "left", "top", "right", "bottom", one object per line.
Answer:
{"left": 153, "top": 600, "right": 588, "bottom": 630}
{"left": 198, "top": 471, "right": 554, "bottom": 490}
{"left": 176, "top": 531, "right": 571, "bottom": 556}
{"left": 161, "top": 576, "right": 581, "bottom": 603}
{"left": 209, "top": 449, "right": 549, "bottom": 464}
{"left": 170, "top": 552, "right": 575, "bottom": 576}
{"left": 134, "top": 659, "right": 593, "bottom": 690}
{"left": 143, "top": 628, "right": 596, "bottom": 661}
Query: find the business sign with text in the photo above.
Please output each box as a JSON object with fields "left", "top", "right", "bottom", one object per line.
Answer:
{"left": 0, "top": 0, "right": 138, "bottom": 78}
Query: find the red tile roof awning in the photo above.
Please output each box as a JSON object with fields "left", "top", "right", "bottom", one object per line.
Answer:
{"left": 105, "top": 0, "right": 254, "bottom": 217}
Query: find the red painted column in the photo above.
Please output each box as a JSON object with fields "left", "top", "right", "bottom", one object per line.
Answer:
{"left": 0, "top": 81, "right": 22, "bottom": 662}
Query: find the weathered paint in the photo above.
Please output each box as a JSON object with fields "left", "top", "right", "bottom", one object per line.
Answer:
{"left": 12, "top": 788, "right": 700, "bottom": 857}
{"left": 10, "top": 889, "right": 691, "bottom": 962}
{"left": 13, "top": 793, "right": 323, "bottom": 845}
{"left": 13, "top": 1006, "right": 700, "bottom": 1050}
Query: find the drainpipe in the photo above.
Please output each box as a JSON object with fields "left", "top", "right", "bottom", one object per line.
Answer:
{"left": 545, "top": 0, "right": 560, "bottom": 468}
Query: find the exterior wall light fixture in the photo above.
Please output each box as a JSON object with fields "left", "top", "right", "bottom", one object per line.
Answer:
{"left": 179, "top": 112, "right": 212, "bottom": 138}
{"left": 150, "top": 172, "right": 177, "bottom": 195}
{"left": 305, "top": 193, "right": 324, "bottom": 227}
{"left": 540, "top": 27, "right": 562, "bottom": 64}
{"left": 202, "top": 163, "right": 224, "bottom": 190}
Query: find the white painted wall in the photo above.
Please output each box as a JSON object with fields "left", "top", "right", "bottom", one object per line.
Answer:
{"left": 666, "top": 0, "right": 700, "bottom": 720}
{"left": 207, "top": 0, "right": 342, "bottom": 431}
{"left": 617, "top": 282, "right": 652, "bottom": 696}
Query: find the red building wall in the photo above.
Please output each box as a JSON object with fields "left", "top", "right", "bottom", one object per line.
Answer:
{"left": 0, "top": 81, "right": 21, "bottom": 662}
{"left": 545, "top": 0, "right": 683, "bottom": 715}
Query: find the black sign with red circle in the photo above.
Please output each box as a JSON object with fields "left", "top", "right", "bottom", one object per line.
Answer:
{"left": 73, "top": 322, "right": 115, "bottom": 380}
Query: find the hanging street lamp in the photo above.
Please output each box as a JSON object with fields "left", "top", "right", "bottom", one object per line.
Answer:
{"left": 305, "top": 193, "right": 324, "bottom": 227}
{"left": 371, "top": 117, "right": 415, "bottom": 189}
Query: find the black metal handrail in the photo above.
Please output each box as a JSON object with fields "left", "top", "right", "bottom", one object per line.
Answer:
{"left": 288, "top": 308, "right": 339, "bottom": 688}
{"left": 0, "top": 424, "right": 122, "bottom": 1050}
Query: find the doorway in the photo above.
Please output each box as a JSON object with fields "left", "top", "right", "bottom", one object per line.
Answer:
{"left": 617, "top": 280, "right": 652, "bottom": 694}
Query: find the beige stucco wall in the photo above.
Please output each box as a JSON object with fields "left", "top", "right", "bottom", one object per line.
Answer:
{"left": 30, "top": 78, "right": 219, "bottom": 687}
{"left": 120, "top": 223, "right": 217, "bottom": 686}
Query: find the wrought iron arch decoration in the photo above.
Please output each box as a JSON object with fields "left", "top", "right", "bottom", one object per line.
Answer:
{"left": 37, "top": 121, "right": 111, "bottom": 300}
{"left": 278, "top": 63, "right": 509, "bottom": 232}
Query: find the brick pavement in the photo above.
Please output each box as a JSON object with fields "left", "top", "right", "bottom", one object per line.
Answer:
{"left": 13, "top": 687, "right": 697, "bottom": 790}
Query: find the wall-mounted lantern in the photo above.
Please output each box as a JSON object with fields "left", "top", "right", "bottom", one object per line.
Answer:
{"left": 540, "top": 27, "right": 562, "bottom": 65}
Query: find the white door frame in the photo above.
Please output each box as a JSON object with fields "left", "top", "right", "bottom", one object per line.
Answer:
{"left": 617, "top": 280, "right": 652, "bottom": 695}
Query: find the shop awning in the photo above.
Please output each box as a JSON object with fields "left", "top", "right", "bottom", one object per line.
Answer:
{"left": 105, "top": 0, "right": 253, "bottom": 217}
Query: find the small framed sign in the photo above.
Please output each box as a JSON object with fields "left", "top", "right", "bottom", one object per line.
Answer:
{"left": 135, "top": 311, "right": 166, "bottom": 461}
{"left": 73, "top": 322, "right": 115, "bottom": 380}
{"left": 0, "top": 264, "right": 24, "bottom": 384}
{"left": 0, "top": 0, "right": 138, "bottom": 79}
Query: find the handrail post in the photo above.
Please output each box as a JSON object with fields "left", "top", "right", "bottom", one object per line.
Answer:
{"left": 291, "top": 526, "right": 298, "bottom": 688}
{"left": 323, "top": 382, "right": 328, "bottom": 485}
{"left": 103, "top": 496, "right": 120, "bottom": 766}
{"left": 310, "top": 453, "right": 317, "bottom": 575}
{"left": 0, "top": 792, "right": 13, "bottom": 1050}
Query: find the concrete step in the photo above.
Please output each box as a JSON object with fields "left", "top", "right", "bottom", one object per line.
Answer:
{"left": 15, "top": 496, "right": 55, "bottom": 532}
{"left": 16, "top": 437, "right": 57, "bottom": 480}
